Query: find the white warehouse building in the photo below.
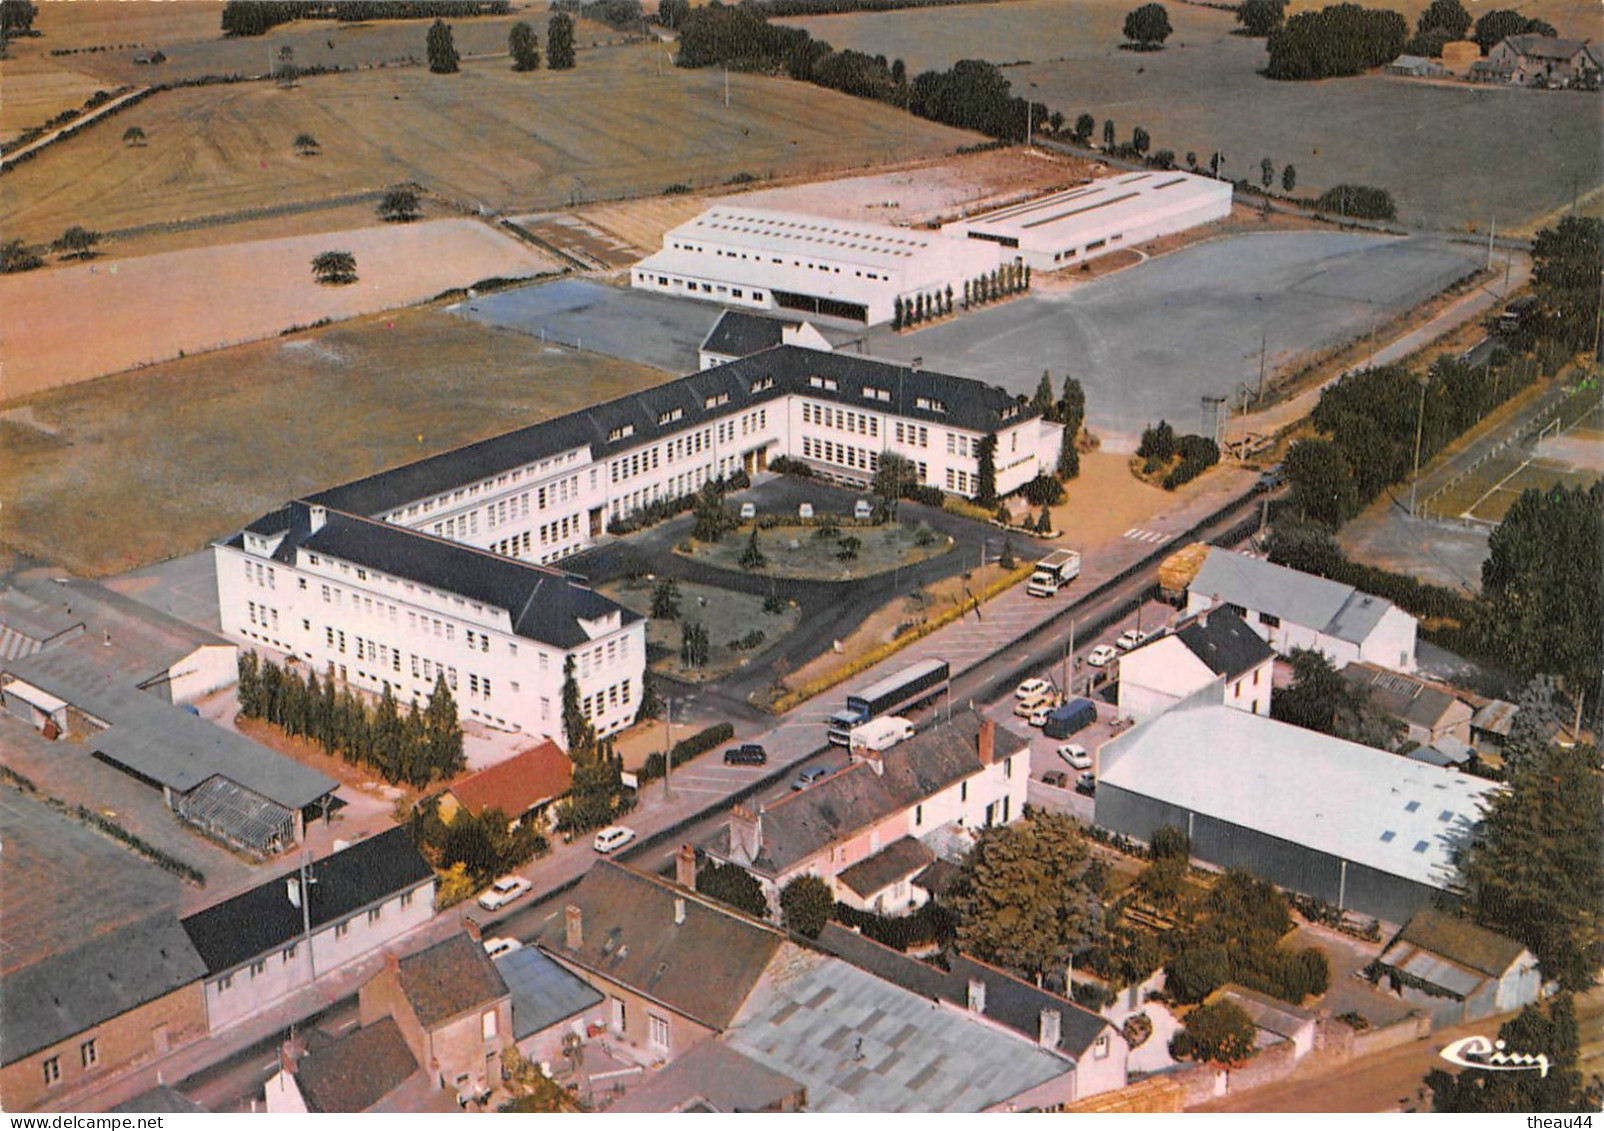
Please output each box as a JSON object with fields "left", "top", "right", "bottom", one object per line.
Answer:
{"left": 942, "top": 171, "right": 1233, "bottom": 272}
{"left": 631, "top": 206, "right": 1003, "bottom": 325}
{"left": 218, "top": 347, "right": 1062, "bottom": 745}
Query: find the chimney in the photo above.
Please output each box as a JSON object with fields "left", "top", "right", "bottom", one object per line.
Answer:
{"left": 385, "top": 950, "right": 401, "bottom": 975}
{"left": 729, "top": 805, "right": 762, "bottom": 864}
{"left": 978, "top": 717, "right": 996, "bottom": 765}
{"left": 856, "top": 745, "right": 885, "bottom": 776}
{"left": 1038, "top": 1008, "right": 1062, "bottom": 1049}
{"left": 564, "top": 904, "right": 583, "bottom": 951}
{"left": 674, "top": 897, "right": 686, "bottom": 926}
{"left": 286, "top": 875, "right": 301, "bottom": 909}
{"left": 462, "top": 917, "right": 482, "bottom": 943}
{"left": 279, "top": 1037, "right": 305, "bottom": 1076}
{"left": 967, "top": 978, "right": 987, "bottom": 1014}
{"left": 675, "top": 843, "right": 697, "bottom": 891}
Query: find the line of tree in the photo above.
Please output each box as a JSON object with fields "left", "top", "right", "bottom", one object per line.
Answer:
{"left": 1265, "top": 3, "right": 1408, "bottom": 80}
{"left": 1518, "top": 217, "right": 1601, "bottom": 356}
{"left": 0, "top": 239, "right": 44, "bottom": 273}
{"left": 1313, "top": 183, "right": 1397, "bottom": 221}
{"left": 742, "top": 0, "right": 1003, "bottom": 14}
{"left": 1, "top": 0, "right": 38, "bottom": 48}
{"left": 554, "top": 656, "right": 637, "bottom": 833}
{"left": 221, "top": 0, "right": 509, "bottom": 37}
{"left": 237, "top": 653, "right": 466, "bottom": 786}
{"left": 1427, "top": 993, "right": 1602, "bottom": 1112}
{"left": 891, "top": 284, "right": 956, "bottom": 330}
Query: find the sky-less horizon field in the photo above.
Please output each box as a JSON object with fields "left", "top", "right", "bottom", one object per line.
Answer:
{"left": 778, "top": 0, "right": 1601, "bottom": 230}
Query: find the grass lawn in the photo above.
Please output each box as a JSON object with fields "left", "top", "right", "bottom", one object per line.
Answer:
{"left": 676, "top": 521, "right": 953, "bottom": 580}
{"left": 0, "top": 308, "right": 672, "bottom": 576}
{"left": 600, "top": 578, "right": 802, "bottom": 682}
{"left": 777, "top": 0, "right": 1598, "bottom": 230}
{"left": 1, "top": 42, "right": 979, "bottom": 246}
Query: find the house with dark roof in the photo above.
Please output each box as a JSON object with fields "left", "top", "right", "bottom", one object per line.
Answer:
{"left": 813, "top": 926, "right": 1129, "bottom": 1102}
{"left": 708, "top": 714, "right": 1029, "bottom": 914}
{"left": 264, "top": 1018, "right": 426, "bottom": 1114}
{"left": 531, "top": 860, "right": 796, "bottom": 1067}
{"left": 1341, "top": 662, "right": 1474, "bottom": 748}
{"left": 1371, "top": 910, "right": 1541, "bottom": 1027}
{"left": 436, "top": 740, "right": 572, "bottom": 832}
{"left": 1488, "top": 34, "right": 1601, "bottom": 86}
{"left": 1117, "top": 607, "right": 1275, "bottom": 724}
{"left": 1186, "top": 548, "right": 1418, "bottom": 672}
{"left": 180, "top": 828, "right": 436, "bottom": 1031}
{"left": 698, "top": 310, "right": 832, "bottom": 369}
{"left": 0, "top": 912, "right": 209, "bottom": 1113}
{"left": 358, "top": 930, "right": 513, "bottom": 1102}
{"left": 608, "top": 1039, "right": 807, "bottom": 1113}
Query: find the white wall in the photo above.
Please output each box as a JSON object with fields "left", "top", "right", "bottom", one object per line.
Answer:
{"left": 201, "top": 879, "right": 435, "bottom": 1031}
{"left": 908, "top": 750, "right": 1029, "bottom": 836}
{"left": 169, "top": 644, "right": 240, "bottom": 704}
{"left": 1357, "top": 605, "right": 1418, "bottom": 673}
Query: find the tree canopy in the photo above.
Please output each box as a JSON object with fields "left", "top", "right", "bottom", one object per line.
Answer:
{"left": 1123, "top": 3, "right": 1173, "bottom": 47}
{"left": 311, "top": 249, "right": 358, "bottom": 285}
{"left": 509, "top": 20, "right": 540, "bottom": 70}
{"left": 53, "top": 225, "right": 102, "bottom": 260}
{"left": 1266, "top": 3, "right": 1408, "bottom": 80}
{"left": 780, "top": 874, "right": 833, "bottom": 937}
{"left": 548, "top": 12, "right": 576, "bottom": 69}
{"left": 378, "top": 186, "right": 422, "bottom": 222}
{"left": 1472, "top": 7, "right": 1558, "bottom": 53}
{"left": 949, "top": 810, "right": 1105, "bottom": 982}
{"left": 698, "top": 859, "right": 769, "bottom": 918}
{"left": 426, "top": 18, "right": 460, "bottom": 73}
{"left": 1271, "top": 648, "right": 1403, "bottom": 749}
{"left": 1527, "top": 216, "right": 1602, "bottom": 354}
{"left": 1236, "top": 0, "right": 1286, "bottom": 36}
{"left": 1427, "top": 994, "right": 1602, "bottom": 1112}
{"left": 1171, "top": 1000, "right": 1257, "bottom": 1066}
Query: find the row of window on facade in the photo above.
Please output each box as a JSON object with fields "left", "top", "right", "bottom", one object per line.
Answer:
{"left": 801, "top": 400, "right": 881, "bottom": 438}
{"left": 800, "top": 436, "right": 883, "bottom": 475}
{"left": 647, "top": 273, "right": 767, "bottom": 304}
{"left": 301, "top": 557, "right": 494, "bottom": 624}
{"left": 398, "top": 449, "right": 584, "bottom": 522}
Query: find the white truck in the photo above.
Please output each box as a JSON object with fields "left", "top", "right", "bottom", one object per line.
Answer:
{"left": 1027, "top": 550, "right": 1082, "bottom": 597}
{"left": 847, "top": 715, "right": 914, "bottom": 752}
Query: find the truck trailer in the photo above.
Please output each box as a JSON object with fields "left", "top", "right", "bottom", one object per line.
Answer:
{"left": 1027, "top": 550, "right": 1082, "bottom": 597}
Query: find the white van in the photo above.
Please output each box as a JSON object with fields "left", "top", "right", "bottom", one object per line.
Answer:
{"left": 593, "top": 826, "right": 636, "bottom": 854}
{"left": 854, "top": 499, "right": 873, "bottom": 520}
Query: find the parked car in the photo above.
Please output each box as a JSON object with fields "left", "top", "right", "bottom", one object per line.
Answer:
{"left": 1257, "top": 463, "right": 1286, "bottom": 489}
{"left": 483, "top": 937, "right": 524, "bottom": 959}
{"left": 593, "top": 826, "right": 637, "bottom": 854}
{"left": 1043, "top": 698, "right": 1098, "bottom": 739}
{"left": 477, "top": 875, "right": 532, "bottom": 911}
{"left": 1028, "top": 705, "right": 1055, "bottom": 728}
{"left": 740, "top": 502, "right": 757, "bottom": 519}
{"left": 1015, "top": 678, "right": 1052, "bottom": 700}
{"left": 854, "top": 499, "right": 873, "bottom": 520}
{"left": 792, "top": 765, "right": 831, "bottom": 791}
{"left": 1075, "top": 771, "right": 1096, "bottom": 797}
{"left": 1041, "top": 770, "right": 1068, "bottom": 788}
{"left": 1087, "top": 645, "right": 1119, "bottom": 668}
{"left": 1116, "top": 629, "right": 1151, "bottom": 652}
{"left": 724, "top": 743, "right": 767, "bottom": 766}
{"left": 1056, "top": 743, "right": 1092, "bottom": 770}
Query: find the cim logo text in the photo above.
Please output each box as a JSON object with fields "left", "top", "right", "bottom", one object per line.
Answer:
{"left": 1440, "top": 1035, "right": 1551, "bottom": 1077}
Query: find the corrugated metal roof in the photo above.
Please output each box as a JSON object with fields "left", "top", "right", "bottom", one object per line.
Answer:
{"left": 1097, "top": 699, "right": 1497, "bottom": 889}
{"left": 495, "top": 946, "right": 604, "bottom": 1041}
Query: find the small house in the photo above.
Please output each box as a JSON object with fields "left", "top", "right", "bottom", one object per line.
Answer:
{"left": 1372, "top": 910, "right": 1541, "bottom": 1027}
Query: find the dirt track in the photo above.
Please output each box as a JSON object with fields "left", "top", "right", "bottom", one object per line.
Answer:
{"left": 0, "top": 217, "right": 558, "bottom": 401}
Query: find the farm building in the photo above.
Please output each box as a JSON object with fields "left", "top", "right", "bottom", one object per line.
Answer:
{"left": 1385, "top": 55, "right": 1448, "bottom": 78}
{"left": 1370, "top": 910, "right": 1540, "bottom": 1027}
{"left": 1488, "top": 35, "right": 1602, "bottom": 86}
{"left": 1094, "top": 689, "right": 1498, "bottom": 925}
{"left": 1185, "top": 547, "right": 1418, "bottom": 672}
{"left": 631, "top": 206, "right": 1002, "bottom": 325}
{"left": 941, "top": 171, "right": 1232, "bottom": 273}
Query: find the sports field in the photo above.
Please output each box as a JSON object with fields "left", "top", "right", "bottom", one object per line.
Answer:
{"left": 777, "top": 0, "right": 1600, "bottom": 229}
{"left": 1428, "top": 394, "right": 1604, "bottom": 524}
{"left": 1, "top": 44, "right": 978, "bottom": 247}
{"left": 0, "top": 309, "right": 671, "bottom": 577}
{"left": 0, "top": 218, "right": 560, "bottom": 399}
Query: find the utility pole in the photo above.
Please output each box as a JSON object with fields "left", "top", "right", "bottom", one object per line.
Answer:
{"left": 662, "top": 696, "right": 674, "bottom": 800}
{"left": 1026, "top": 100, "right": 1032, "bottom": 150}
{"left": 1257, "top": 329, "right": 1268, "bottom": 405}
{"left": 1409, "top": 377, "right": 1429, "bottom": 518}
{"left": 1486, "top": 215, "right": 1496, "bottom": 271}
{"left": 724, "top": 67, "right": 730, "bottom": 109}
{"left": 1062, "top": 619, "right": 1075, "bottom": 698}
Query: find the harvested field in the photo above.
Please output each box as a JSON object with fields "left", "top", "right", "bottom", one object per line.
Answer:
{"left": 1, "top": 45, "right": 979, "bottom": 247}
{"left": 778, "top": 0, "right": 1600, "bottom": 229}
{"left": 0, "top": 218, "right": 560, "bottom": 399}
{"left": 0, "top": 58, "right": 117, "bottom": 145}
{"left": 0, "top": 309, "right": 671, "bottom": 576}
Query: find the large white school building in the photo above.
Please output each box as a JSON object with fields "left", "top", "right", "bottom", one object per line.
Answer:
{"left": 218, "top": 346, "right": 1062, "bottom": 746}
{"left": 631, "top": 206, "right": 1003, "bottom": 325}
{"left": 942, "top": 171, "right": 1233, "bottom": 272}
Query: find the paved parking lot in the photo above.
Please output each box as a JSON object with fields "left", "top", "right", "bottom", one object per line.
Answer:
{"left": 860, "top": 232, "right": 1483, "bottom": 444}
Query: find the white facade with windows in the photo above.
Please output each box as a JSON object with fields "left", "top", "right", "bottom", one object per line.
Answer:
{"left": 632, "top": 206, "right": 1003, "bottom": 325}
{"left": 943, "top": 171, "right": 1233, "bottom": 272}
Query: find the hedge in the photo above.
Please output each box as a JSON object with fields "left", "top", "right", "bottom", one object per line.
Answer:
{"left": 832, "top": 900, "right": 956, "bottom": 951}
{"left": 638, "top": 721, "right": 735, "bottom": 782}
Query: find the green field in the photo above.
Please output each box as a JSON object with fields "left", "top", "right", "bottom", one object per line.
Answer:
{"left": 778, "top": 0, "right": 1600, "bottom": 229}
{"left": 2, "top": 42, "right": 978, "bottom": 245}
{"left": 0, "top": 309, "right": 672, "bottom": 576}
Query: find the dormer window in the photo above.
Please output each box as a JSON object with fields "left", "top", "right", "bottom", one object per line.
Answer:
{"left": 750, "top": 376, "right": 774, "bottom": 393}
{"left": 809, "top": 376, "right": 838, "bottom": 392}
{"left": 915, "top": 397, "right": 947, "bottom": 413}
{"left": 657, "top": 408, "right": 683, "bottom": 426}
{"left": 608, "top": 424, "right": 635, "bottom": 442}
{"left": 704, "top": 393, "right": 729, "bottom": 409}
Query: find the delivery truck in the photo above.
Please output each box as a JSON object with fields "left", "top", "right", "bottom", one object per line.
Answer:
{"left": 1027, "top": 550, "right": 1082, "bottom": 597}
{"left": 847, "top": 716, "right": 914, "bottom": 752}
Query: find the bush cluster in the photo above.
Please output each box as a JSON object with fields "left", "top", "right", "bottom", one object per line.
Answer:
{"left": 639, "top": 722, "right": 735, "bottom": 782}
{"left": 1162, "top": 434, "right": 1220, "bottom": 490}
{"left": 832, "top": 899, "right": 957, "bottom": 950}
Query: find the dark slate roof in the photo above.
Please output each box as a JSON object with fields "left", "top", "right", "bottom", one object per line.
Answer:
{"left": 303, "top": 346, "right": 1035, "bottom": 519}
{"left": 532, "top": 861, "right": 784, "bottom": 1030}
{"left": 608, "top": 1039, "right": 804, "bottom": 1113}
{"left": 110, "top": 1086, "right": 208, "bottom": 1114}
{"left": 495, "top": 946, "right": 604, "bottom": 1041}
{"left": 238, "top": 503, "right": 640, "bottom": 651}
{"left": 745, "top": 714, "right": 1026, "bottom": 877}
{"left": 181, "top": 828, "right": 433, "bottom": 975}
{"left": 1504, "top": 33, "right": 1593, "bottom": 59}
{"left": 296, "top": 1017, "right": 418, "bottom": 1113}
{"left": 912, "top": 858, "right": 963, "bottom": 898}
{"left": 1173, "top": 608, "right": 1274, "bottom": 680}
{"left": 836, "top": 837, "right": 936, "bottom": 898}
{"left": 811, "top": 925, "right": 1112, "bottom": 1059}
{"left": 1, "top": 912, "right": 207, "bottom": 1066}
{"left": 1390, "top": 909, "right": 1531, "bottom": 978}
{"left": 700, "top": 310, "right": 794, "bottom": 358}
{"left": 1341, "top": 663, "right": 1464, "bottom": 729}
{"left": 1207, "top": 984, "right": 1316, "bottom": 1039}
{"left": 399, "top": 933, "right": 509, "bottom": 1029}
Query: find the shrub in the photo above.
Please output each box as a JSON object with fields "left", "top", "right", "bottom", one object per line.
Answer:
{"left": 1136, "top": 420, "right": 1177, "bottom": 461}
{"left": 780, "top": 875, "right": 834, "bottom": 938}
{"left": 1020, "top": 474, "right": 1065, "bottom": 507}
{"left": 698, "top": 859, "right": 769, "bottom": 917}
{"left": 832, "top": 900, "right": 957, "bottom": 950}
{"left": 1313, "top": 184, "right": 1397, "bottom": 221}
{"left": 1123, "top": 1012, "right": 1155, "bottom": 1048}
{"left": 1167, "top": 943, "right": 1232, "bottom": 1003}
{"left": 1072, "top": 980, "right": 1117, "bottom": 1010}
{"left": 1171, "top": 1000, "right": 1257, "bottom": 1065}
{"left": 1150, "top": 824, "right": 1191, "bottom": 861}
{"left": 1162, "top": 434, "right": 1220, "bottom": 490}
{"left": 637, "top": 722, "right": 735, "bottom": 782}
